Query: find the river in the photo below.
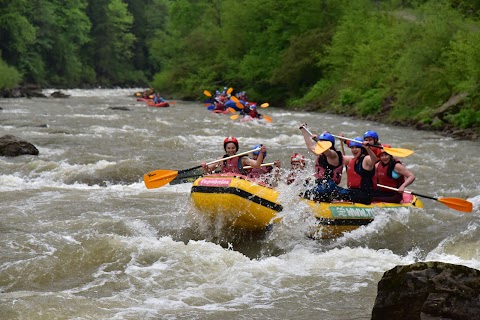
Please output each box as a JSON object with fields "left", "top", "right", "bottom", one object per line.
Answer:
{"left": 1, "top": 89, "right": 479, "bottom": 319}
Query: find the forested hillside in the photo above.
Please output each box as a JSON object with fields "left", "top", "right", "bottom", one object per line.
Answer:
{"left": 1, "top": 0, "right": 480, "bottom": 137}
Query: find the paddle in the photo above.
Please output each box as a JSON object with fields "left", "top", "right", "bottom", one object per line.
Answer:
{"left": 330, "top": 134, "right": 414, "bottom": 158}
{"left": 230, "top": 96, "right": 244, "bottom": 109}
{"left": 230, "top": 114, "right": 239, "bottom": 120}
{"left": 263, "top": 115, "right": 272, "bottom": 123}
{"left": 228, "top": 107, "right": 237, "bottom": 114}
{"left": 203, "top": 90, "right": 212, "bottom": 97}
{"left": 227, "top": 87, "right": 233, "bottom": 95}
{"left": 303, "top": 127, "right": 333, "bottom": 155}
{"left": 144, "top": 147, "right": 261, "bottom": 189}
{"left": 260, "top": 103, "right": 269, "bottom": 108}
{"left": 377, "top": 184, "right": 473, "bottom": 212}
{"left": 243, "top": 162, "right": 274, "bottom": 169}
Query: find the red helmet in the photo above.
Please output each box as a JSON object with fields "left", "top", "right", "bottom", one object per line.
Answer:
{"left": 290, "top": 153, "right": 305, "bottom": 165}
{"left": 224, "top": 136, "right": 239, "bottom": 151}
{"left": 380, "top": 144, "right": 391, "bottom": 155}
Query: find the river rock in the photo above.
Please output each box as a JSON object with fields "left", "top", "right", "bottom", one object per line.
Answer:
{"left": 50, "top": 91, "right": 70, "bottom": 98}
{"left": 371, "top": 261, "right": 480, "bottom": 320}
{"left": 0, "top": 134, "right": 39, "bottom": 156}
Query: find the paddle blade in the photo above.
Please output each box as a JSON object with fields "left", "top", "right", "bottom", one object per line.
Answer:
{"left": 314, "top": 141, "right": 332, "bottom": 155}
{"left": 203, "top": 90, "right": 212, "bottom": 97}
{"left": 438, "top": 197, "right": 473, "bottom": 212}
{"left": 230, "top": 96, "right": 244, "bottom": 109}
{"left": 263, "top": 115, "right": 272, "bottom": 123}
{"left": 144, "top": 170, "right": 179, "bottom": 189}
{"left": 260, "top": 103, "right": 269, "bottom": 108}
{"left": 227, "top": 87, "right": 233, "bottom": 95}
{"left": 228, "top": 107, "right": 237, "bottom": 113}
{"left": 230, "top": 114, "right": 239, "bottom": 120}
{"left": 382, "top": 147, "right": 414, "bottom": 158}
{"left": 169, "top": 101, "right": 176, "bottom": 105}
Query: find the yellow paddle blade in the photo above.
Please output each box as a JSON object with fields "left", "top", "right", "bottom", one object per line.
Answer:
{"left": 149, "top": 95, "right": 154, "bottom": 99}
{"left": 135, "top": 92, "right": 141, "bottom": 97}
{"left": 263, "top": 115, "right": 272, "bottom": 123}
{"left": 260, "top": 103, "right": 269, "bottom": 108}
{"left": 230, "top": 96, "right": 244, "bottom": 109}
{"left": 203, "top": 90, "right": 212, "bottom": 97}
{"left": 230, "top": 114, "right": 239, "bottom": 120}
{"left": 314, "top": 141, "right": 332, "bottom": 155}
{"left": 227, "top": 87, "right": 233, "bottom": 95}
{"left": 438, "top": 197, "right": 473, "bottom": 212}
{"left": 144, "top": 170, "right": 179, "bottom": 189}
{"left": 382, "top": 147, "right": 414, "bottom": 158}
{"left": 228, "top": 107, "right": 237, "bottom": 113}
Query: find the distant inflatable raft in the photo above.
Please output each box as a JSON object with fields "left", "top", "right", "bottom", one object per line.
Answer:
{"left": 190, "top": 174, "right": 424, "bottom": 238}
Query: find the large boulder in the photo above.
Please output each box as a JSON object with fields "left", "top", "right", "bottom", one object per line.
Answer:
{"left": 0, "top": 135, "right": 39, "bottom": 156}
{"left": 372, "top": 261, "right": 480, "bottom": 320}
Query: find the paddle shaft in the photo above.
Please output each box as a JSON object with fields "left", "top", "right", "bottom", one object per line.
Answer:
{"left": 377, "top": 184, "right": 434, "bottom": 198}
{"left": 302, "top": 127, "right": 319, "bottom": 142}
{"left": 243, "top": 162, "right": 274, "bottom": 169}
{"left": 330, "top": 134, "right": 389, "bottom": 150}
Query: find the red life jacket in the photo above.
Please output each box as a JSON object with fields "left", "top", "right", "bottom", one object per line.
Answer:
{"left": 248, "top": 109, "right": 259, "bottom": 118}
{"left": 214, "top": 101, "right": 225, "bottom": 111}
{"left": 346, "top": 155, "right": 376, "bottom": 192}
{"left": 221, "top": 155, "right": 245, "bottom": 174}
{"left": 375, "top": 159, "right": 405, "bottom": 188}
{"left": 314, "top": 151, "right": 343, "bottom": 185}
{"left": 247, "top": 166, "right": 271, "bottom": 179}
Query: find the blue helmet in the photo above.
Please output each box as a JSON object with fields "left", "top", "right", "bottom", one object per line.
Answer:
{"left": 317, "top": 132, "right": 335, "bottom": 145}
{"left": 252, "top": 144, "right": 266, "bottom": 158}
{"left": 363, "top": 130, "right": 379, "bottom": 140}
{"left": 349, "top": 137, "right": 364, "bottom": 148}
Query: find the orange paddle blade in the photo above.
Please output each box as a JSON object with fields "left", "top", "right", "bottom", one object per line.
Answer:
{"left": 260, "top": 103, "right": 269, "bottom": 108}
{"left": 382, "top": 147, "right": 414, "bottom": 158}
{"left": 263, "top": 115, "right": 272, "bottom": 123}
{"left": 314, "top": 141, "right": 332, "bottom": 155}
{"left": 144, "top": 170, "right": 179, "bottom": 189}
{"left": 438, "top": 197, "right": 473, "bottom": 212}
{"left": 230, "top": 96, "right": 244, "bottom": 109}
{"left": 230, "top": 114, "right": 239, "bottom": 120}
{"left": 169, "top": 101, "right": 176, "bottom": 105}
{"left": 227, "top": 87, "right": 233, "bottom": 95}
{"left": 203, "top": 90, "right": 212, "bottom": 97}
{"left": 228, "top": 107, "right": 237, "bottom": 113}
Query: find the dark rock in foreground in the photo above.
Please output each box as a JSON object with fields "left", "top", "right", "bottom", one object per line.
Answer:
{"left": 50, "top": 91, "right": 70, "bottom": 98}
{"left": 0, "top": 135, "right": 39, "bottom": 156}
{"left": 372, "top": 261, "right": 480, "bottom": 320}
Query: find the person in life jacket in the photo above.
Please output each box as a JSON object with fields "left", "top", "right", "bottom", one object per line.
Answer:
{"left": 213, "top": 97, "right": 226, "bottom": 112}
{"left": 286, "top": 153, "right": 307, "bottom": 185}
{"left": 201, "top": 137, "right": 267, "bottom": 174}
{"left": 247, "top": 104, "right": 262, "bottom": 119}
{"left": 246, "top": 144, "right": 281, "bottom": 185}
{"left": 338, "top": 136, "right": 378, "bottom": 205}
{"left": 299, "top": 124, "right": 345, "bottom": 202}
{"left": 362, "top": 130, "right": 383, "bottom": 158}
{"left": 371, "top": 145, "right": 415, "bottom": 203}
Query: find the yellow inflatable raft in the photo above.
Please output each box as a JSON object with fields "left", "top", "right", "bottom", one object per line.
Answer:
{"left": 190, "top": 174, "right": 424, "bottom": 238}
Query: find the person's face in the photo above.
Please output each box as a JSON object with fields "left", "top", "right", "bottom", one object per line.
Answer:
{"left": 225, "top": 143, "right": 237, "bottom": 155}
{"left": 379, "top": 152, "right": 391, "bottom": 163}
{"left": 364, "top": 137, "right": 375, "bottom": 145}
{"left": 350, "top": 146, "right": 362, "bottom": 157}
{"left": 291, "top": 161, "right": 304, "bottom": 170}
